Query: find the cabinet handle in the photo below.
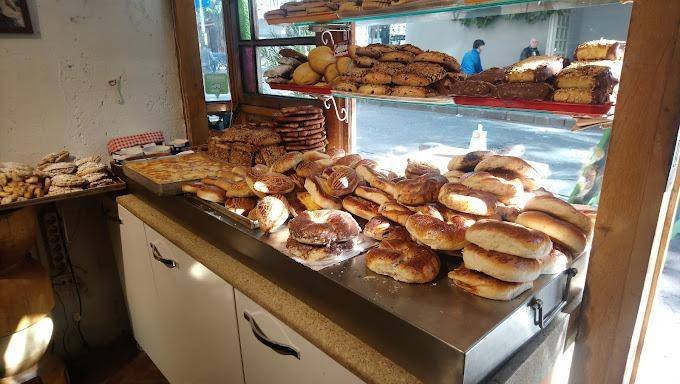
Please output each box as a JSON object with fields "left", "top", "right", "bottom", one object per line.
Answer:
{"left": 243, "top": 312, "right": 300, "bottom": 360}
{"left": 150, "top": 243, "right": 177, "bottom": 269}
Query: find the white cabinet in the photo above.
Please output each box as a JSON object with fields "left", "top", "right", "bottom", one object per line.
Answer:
{"left": 235, "top": 290, "right": 364, "bottom": 384}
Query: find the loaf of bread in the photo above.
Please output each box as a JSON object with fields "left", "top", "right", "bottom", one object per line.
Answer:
{"left": 496, "top": 82, "right": 554, "bottom": 101}
{"left": 574, "top": 39, "right": 625, "bottom": 61}
{"left": 553, "top": 88, "right": 611, "bottom": 104}
{"left": 449, "top": 80, "right": 497, "bottom": 97}
{"left": 506, "top": 56, "right": 564, "bottom": 83}
{"left": 555, "top": 65, "right": 616, "bottom": 91}
{"left": 468, "top": 67, "right": 507, "bottom": 85}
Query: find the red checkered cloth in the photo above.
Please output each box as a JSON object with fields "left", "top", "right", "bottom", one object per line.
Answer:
{"left": 106, "top": 131, "right": 165, "bottom": 154}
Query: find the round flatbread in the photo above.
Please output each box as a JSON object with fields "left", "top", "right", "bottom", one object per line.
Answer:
{"left": 274, "top": 123, "right": 324, "bottom": 133}
{"left": 275, "top": 113, "right": 323, "bottom": 122}
{"left": 278, "top": 127, "right": 326, "bottom": 138}
{"left": 285, "top": 142, "right": 327, "bottom": 151}
{"left": 282, "top": 135, "right": 326, "bottom": 145}
{"left": 279, "top": 105, "right": 323, "bottom": 116}
{"left": 275, "top": 117, "right": 325, "bottom": 127}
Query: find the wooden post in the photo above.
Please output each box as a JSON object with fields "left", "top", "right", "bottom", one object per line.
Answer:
{"left": 570, "top": 2, "right": 680, "bottom": 383}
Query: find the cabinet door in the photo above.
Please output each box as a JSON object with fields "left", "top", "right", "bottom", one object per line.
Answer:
{"left": 235, "top": 290, "right": 364, "bottom": 384}
{"left": 144, "top": 225, "right": 244, "bottom": 384}
{"left": 116, "top": 206, "right": 164, "bottom": 359}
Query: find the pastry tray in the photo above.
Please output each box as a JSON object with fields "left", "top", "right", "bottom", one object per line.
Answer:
{"left": 0, "top": 179, "right": 126, "bottom": 212}
{"left": 453, "top": 96, "right": 614, "bottom": 117}
{"left": 332, "top": 90, "right": 455, "bottom": 105}
{"left": 183, "top": 193, "right": 258, "bottom": 230}
{"left": 268, "top": 82, "right": 332, "bottom": 95}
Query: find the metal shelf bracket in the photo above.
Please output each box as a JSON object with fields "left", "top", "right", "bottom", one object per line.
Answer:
{"left": 318, "top": 95, "right": 348, "bottom": 122}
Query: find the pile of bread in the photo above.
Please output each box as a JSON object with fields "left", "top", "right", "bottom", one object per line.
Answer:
{"left": 449, "top": 39, "right": 624, "bottom": 104}
{"left": 332, "top": 43, "right": 463, "bottom": 97}
{"left": 207, "top": 122, "right": 288, "bottom": 167}
{"left": 279, "top": 46, "right": 356, "bottom": 88}
{"left": 273, "top": 105, "right": 328, "bottom": 152}
{"left": 264, "top": 48, "right": 310, "bottom": 85}
{"left": 263, "top": 0, "right": 340, "bottom": 21}
{"left": 0, "top": 150, "right": 115, "bottom": 204}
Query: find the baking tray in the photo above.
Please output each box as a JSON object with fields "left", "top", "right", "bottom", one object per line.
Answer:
{"left": 0, "top": 179, "right": 126, "bottom": 212}
{"left": 184, "top": 193, "right": 258, "bottom": 230}
{"left": 268, "top": 82, "right": 332, "bottom": 95}
{"left": 453, "top": 96, "right": 614, "bottom": 117}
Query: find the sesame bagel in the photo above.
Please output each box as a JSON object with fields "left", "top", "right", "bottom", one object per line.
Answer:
{"left": 515, "top": 211, "right": 587, "bottom": 255}
{"left": 465, "top": 219, "right": 553, "bottom": 260}
{"left": 462, "top": 243, "right": 542, "bottom": 283}
{"left": 438, "top": 183, "right": 498, "bottom": 216}
{"left": 288, "top": 209, "right": 360, "bottom": 245}
{"left": 365, "top": 239, "right": 440, "bottom": 283}
{"left": 405, "top": 213, "right": 469, "bottom": 251}
{"left": 449, "top": 266, "right": 533, "bottom": 301}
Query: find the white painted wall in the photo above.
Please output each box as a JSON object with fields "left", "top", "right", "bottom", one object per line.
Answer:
{"left": 0, "top": 0, "right": 186, "bottom": 164}
{"left": 404, "top": 17, "right": 551, "bottom": 68}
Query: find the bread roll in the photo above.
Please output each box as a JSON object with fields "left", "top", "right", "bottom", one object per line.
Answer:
{"left": 541, "top": 245, "right": 572, "bottom": 274}
{"left": 196, "top": 185, "right": 225, "bottom": 203}
{"left": 524, "top": 195, "right": 592, "bottom": 236}
{"left": 216, "top": 178, "right": 256, "bottom": 198}
{"left": 448, "top": 266, "right": 533, "bottom": 301}
{"left": 302, "top": 150, "right": 330, "bottom": 161}
{"left": 474, "top": 155, "right": 541, "bottom": 182}
{"left": 181, "top": 182, "right": 202, "bottom": 194}
{"left": 304, "top": 176, "right": 342, "bottom": 209}
{"left": 438, "top": 183, "right": 497, "bottom": 216}
{"left": 354, "top": 185, "right": 393, "bottom": 206}
{"left": 356, "top": 164, "right": 397, "bottom": 197}
{"left": 405, "top": 159, "right": 440, "bottom": 178}
{"left": 255, "top": 195, "right": 289, "bottom": 233}
{"left": 463, "top": 244, "right": 541, "bottom": 283}
{"left": 286, "top": 237, "right": 353, "bottom": 262}
{"left": 365, "top": 239, "right": 440, "bottom": 283}
{"left": 327, "top": 166, "right": 359, "bottom": 197}
{"left": 378, "top": 201, "right": 413, "bottom": 226}
{"left": 448, "top": 151, "right": 493, "bottom": 172}
{"left": 410, "top": 203, "right": 445, "bottom": 221}
{"left": 462, "top": 171, "right": 523, "bottom": 202}
{"left": 296, "top": 191, "right": 322, "bottom": 211}
{"left": 296, "top": 161, "right": 323, "bottom": 178}
{"left": 308, "top": 46, "right": 336, "bottom": 74}
{"left": 246, "top": 172, "right": 295, "bottom": 197}
{"left": 288, "top": 209, "right": 360, "bottom": 245}
{"left": 224, "top": 197, "right": 257, "bottom": 215}
{"left": 342, "top": 195, "right": 380, "bottom": 220}
{"left": 395, "top": 173, "right": 447, "bottom": 206}
{"left": 334, "top": 154, "right": 362, "bottom": 168}
{"left": 465, "top": 219, "right": 552, "bottom": 259}
{"left": 485, "top": 168, "right": 538, "bottom": 191}
{"left": 363, "top": 216, "right": 411, "bottom": 241}
{"left": 515, "top": 211, "right": 587, "bottom": 255}
{"left": 443, "top": 169, "right": 466, "bottom": 183}
{"left": 405, "top": 214, "right": 468, "bottom": 251}
{"left": 270, "top": 151, "right": 303, "bottom": 173}
{"left": 293, "top": 62, "right": 322, "bottom": 85}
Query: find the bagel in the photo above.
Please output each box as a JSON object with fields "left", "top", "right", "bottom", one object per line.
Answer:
{"left": 448, "top": 266, "right": 533, "bottom": 301}
{"left": 541, "top": 244, "right": 572, "bottom": 274}
{"left": 196, "top": 185, "right": 225, "bottom": 203}
{"left": 474, "top": 155, "right": 541, "bottom": 181}
{"left": 355, "top": 159, "right": 378, "bottom": 170}
{"left": 463, "top": 243, "right": 542, "bottom": 283}
{"left": 214, "top": 178, "right": 256, "bottom": 197}
{"left": 354, "top": 185, "right": 394, "bottom": 206}
{"left": 246, "top": 171, "right": 295, "bottom": 197}
{"left": 288, "top": 209, "right": 360, "bottom": 245}
{"left": 465, "top": 219, "right": 553, "bottom": 260}
{"left": 334, "top": 154, "right": 363, "bottom": 168}
{"left": 447, "top": 151, "right": 494, "bottom": 172}
{"left": 442, "top": 208, "right": 499, "bottom": 226}
{"left": 295, "top": 161, "right": 324, "bottom": 178}
{"left": 410, "top": 203, "right": 445, "bottom": 221}
{"left": 363, "top": 216, "right": 412, "bottom": 241}
{"left": 438, "top": 183, "right": 498, "bottom": 216}
{"left": 365, "top": 239, "right": 440, "bottom": 283}
{"left": 224, "top": 197, "right": 257, "bottom": 215}
{"left": 485, "top": 168, "right": 539, "bottom": 191}
{"left": 405, "top": 159, "right": 440, "bottom": 178}
{"left": 327, "top": 166, "right": 359, "bottom": 196}
{"left": 286, "top": 237, "right": 354, "bottom": 262}
{"left": 395, "top": 173, "right": 447, "bottom": 206}
{"left": 462, "top": 171, "right": 523, "bottom": 202}
{"left": 270, "top": 151, "right": 303, "bottom": 173}
{"left": 326, "top": 148, "right": 346, "bottom": 159}
{"left": 302, "top": 150, "right": 330, "bottom": 161}
{"left": 304, "top": 176, "right": 342, "bottom": 209}
{"left": 342, "top": 195, "right": 380, "bottom": 220}
{"left": 443, "top": 170, "right": 466, "bottom": 183}
{"left": 515, "top": 211, "right": 587, "bottom": 255}
{"left": 378, "top": 201, "right": 413, "bottom": 226}
{"left": 524, "top": 195, "right": 592, "bottom": 235}
{"left": 255, "top": 195, "right": 290, "bottom": 233}
{"left": 217, "top": 169, "right": 245, "bottom": 182}
{"left": 405, "top": 213, "right": 468, "bottom": 251}
{"left": 356, "top": 164, "right": 397, "bottom": 197}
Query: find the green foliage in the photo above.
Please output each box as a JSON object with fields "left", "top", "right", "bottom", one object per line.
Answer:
{"left": 459, "top": 10, "right": 565, "bottom": 28}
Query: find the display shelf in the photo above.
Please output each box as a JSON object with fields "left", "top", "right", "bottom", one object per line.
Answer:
{"left": 265, "top": 0, "right": 624, "bottom": 27}
{"left": 0, "top": 179, "right": 126, "bottom": 212}
{"left": 453, "top": 96, "right": 613, "bottom": 117}
{"left": 267, "top": 82, "right": 332, "bottom": 95}
{"left": 331, "top": 90, "right": 455, "bottom": 105}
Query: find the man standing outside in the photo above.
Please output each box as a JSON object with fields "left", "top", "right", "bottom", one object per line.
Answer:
{"left": 519, "top": 38, "right": 540, "bottom": 60}
{"left": 461, "top": 39, "right": 485, "bottom": 75}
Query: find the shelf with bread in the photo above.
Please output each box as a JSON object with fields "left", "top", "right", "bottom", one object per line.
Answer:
{"left": 265, "top": 40, "right": 622, "bottom": 121}
{"left": 264, "top": 0, "right": 623, "bottom": 27}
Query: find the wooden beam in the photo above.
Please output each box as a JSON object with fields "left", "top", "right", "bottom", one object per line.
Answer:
{"left": 570, "top": 2, "right": 680, "bottom": 383}
{"left": 170, "top": 0, "right": 209, "bottom": 145}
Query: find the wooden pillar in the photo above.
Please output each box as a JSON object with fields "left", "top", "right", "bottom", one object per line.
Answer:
{"left": 570, "top": 2, "right": 680, "bottom": 383}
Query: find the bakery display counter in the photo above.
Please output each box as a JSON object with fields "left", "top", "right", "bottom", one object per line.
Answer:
{"left": 122, "top": 177, "right": 585, "bottom": 384}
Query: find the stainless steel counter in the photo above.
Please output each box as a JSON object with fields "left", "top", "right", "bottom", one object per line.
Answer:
{"left": 126, "top": 179, "right": 584, "bottom": 384}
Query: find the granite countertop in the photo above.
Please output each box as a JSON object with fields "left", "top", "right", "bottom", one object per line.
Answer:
{"left": 117, "top": 194, "right": 421, "bottom": 384}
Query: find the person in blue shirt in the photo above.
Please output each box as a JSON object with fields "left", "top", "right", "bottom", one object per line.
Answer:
{"left": 461, "top": 39, "right": 485, "bottom": 75}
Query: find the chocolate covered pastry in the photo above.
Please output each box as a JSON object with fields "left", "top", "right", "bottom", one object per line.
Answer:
{"left": 506, "top": 56, "right": 564, "bottom": 83}
{"left": 469, "top": 67, "right": 507, "bottom": 85}
{"left": 449, "top": 80, "right": 497, "bottom": 97}
{"left": 496, "top": 82, "right": 554, "bottom": 101}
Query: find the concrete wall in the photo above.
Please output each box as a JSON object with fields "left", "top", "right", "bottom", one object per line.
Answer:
{"left": 0, "top": 0, "right": 187, "bottom": 359}
{"left": 0, "top": 0, "right": 186, "bottom": 164}
{"left": 404, "top": 17, "right": 551, "bottom": 68}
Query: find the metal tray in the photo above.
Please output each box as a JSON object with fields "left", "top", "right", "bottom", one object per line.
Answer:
{"left": 184, "top": 194, "right": 258, "bottom": 230}
{"left": 0, "top": 179, "right": 126, "bottom": 212}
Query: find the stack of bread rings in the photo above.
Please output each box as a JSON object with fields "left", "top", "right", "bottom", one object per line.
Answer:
{"left": 332, "top": 43, "right": 463, "bottom": 98}
{"left": 184, "top": 146, "right": 593, "bottom": 299}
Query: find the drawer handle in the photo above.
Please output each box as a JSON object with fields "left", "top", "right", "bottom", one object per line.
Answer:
{"left": 530, "top": 268, "right": 577, "bottom": 329}
{"left": 150, "top": 243, "right": 177, "bottom": 269}
{"left": 244, "top": 312, "right": 300, "bottom": 360}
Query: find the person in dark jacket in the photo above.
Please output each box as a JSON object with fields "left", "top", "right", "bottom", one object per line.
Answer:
{"left": 519, "top": 38, "right": 540, "bottom": 60}
{"left": 461, "top": 39, "right": 485, "bottom": 75}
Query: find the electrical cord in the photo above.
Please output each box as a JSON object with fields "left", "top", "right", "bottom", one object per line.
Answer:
{"left": 52, "top": 285, "right": 71, "bottom": 356}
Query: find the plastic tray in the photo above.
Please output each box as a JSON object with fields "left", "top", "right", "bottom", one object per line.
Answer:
{"left": 453, "top": 96, "right": 614, "bottom": 117}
